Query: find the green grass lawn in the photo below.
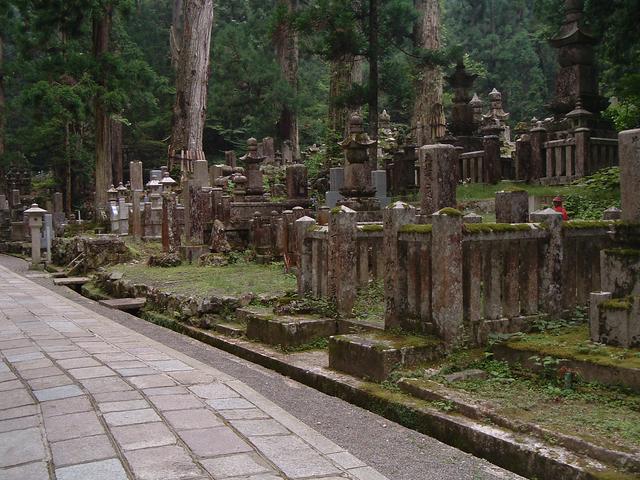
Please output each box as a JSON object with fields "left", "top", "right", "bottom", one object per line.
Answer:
{"left": 457, "top": 181, "right": 575, "bottom": 202}
{"left": 109, "top": 262, "right": 297, "bottom": 298}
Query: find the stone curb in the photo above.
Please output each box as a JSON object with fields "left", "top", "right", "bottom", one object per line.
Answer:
{"left": 137, "top": 316, "right": 616, "bottom": 480}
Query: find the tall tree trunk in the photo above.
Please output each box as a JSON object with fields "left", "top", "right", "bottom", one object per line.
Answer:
{"left": 0, "top": 33, "right": 5, "bottom": 157}
{"left": 170, "top": 0, "right": 184, "bottom": 69}
{"left": 64, "top": 123, "right": 71, "bottom": 215}
{"left": 169, "top": 0, "right": 214, "bottom": 168}
{"left": 411, "top": 0, "right": 445, "bottom": 146}
{"left": 111, "top": 119, "right": 123, "bottom": 185}
{"left": 93, "top": 6, "right": 113, "bottom": 212}
{"left": 274, "top": 0, "right": 300, "bottom": 161}
{"left": 368, "top": 0, "right": 379, "bottom": 165}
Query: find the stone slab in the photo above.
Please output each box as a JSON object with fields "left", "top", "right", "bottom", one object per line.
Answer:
{"left": 53, "top": 277, "right": 91, "bottom": 286}
{"left": 245, "top": 314, "right": 337, "bottom": 347}
{"left": 99, "top": 298, "right": 147, "bottom": 311}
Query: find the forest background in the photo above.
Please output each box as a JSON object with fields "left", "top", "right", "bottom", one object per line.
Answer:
{"left": 0, "top": 0, "right": 638, "bottom": 209}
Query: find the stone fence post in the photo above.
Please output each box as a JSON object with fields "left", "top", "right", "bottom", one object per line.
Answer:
{"left": 328, "top": 206, "right": 358, "bottom": 316}
{"left": 530, "top": 122, "right": 547, "bottom": 180}
{"left": 384, "top": 202, "right": 416, "bottom": 330}
{"left": 530, "top": 208, "right": 563, "bottom": 317}
{"left": 419, "top": 144, "right": 458, "bottom": 216}
{"left": 431, "top": 209, "right": 464, "bottom": 345}
{"left": 482, "top": 135, "right": 501, "bottom": 184}
{"left": 495, "top": 190, "right": 529, "bottom": 223}
{"left": 574, "top": 126, "right": 591, "bottom": 177}
{"left": 515, "top": 134, "right": 532, "bottom": 181}
{"left": 295, "top": 216, "right": 316, "bottom": 296}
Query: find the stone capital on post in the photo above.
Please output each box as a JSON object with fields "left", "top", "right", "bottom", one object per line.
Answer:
{"left": 384, "top": 201, "right": 417, "bottom": 330}
{"left": 328, "top": 206, "right": 358, "bottom": 316}
{"left": 619, "top": 129, "right": 640, "bottom": 223}
{"left": 431, "top": 208, "right": 464, "bottom": 345}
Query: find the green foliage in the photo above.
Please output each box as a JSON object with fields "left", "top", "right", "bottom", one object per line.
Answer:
{"left": 564, "top": 167, "right": 621, "bottom": 220}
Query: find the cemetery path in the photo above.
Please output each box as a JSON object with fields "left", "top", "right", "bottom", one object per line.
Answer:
{"left": 0, "top": 255, "right": 524, "bottom": 480}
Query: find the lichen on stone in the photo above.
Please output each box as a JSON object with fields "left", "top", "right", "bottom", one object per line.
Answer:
{"left": 360, "top": 224, "right": 384, "bottom": 233}
{"left": 464, "top": 223, "right": 533, "bottom": 234}
{"left": 601, "top": 297, "right": 634, "bottom": 312}
{"left": 438, "top": 207, "right": 463, "bottom": 217}
{"left": 399, "top": 224, "right": 433, "bottom": 234}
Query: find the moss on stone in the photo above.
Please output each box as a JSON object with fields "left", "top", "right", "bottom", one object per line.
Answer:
{"left": 438, "top": 207, "right": 463, "bottom": 217}
{"left": 563, "top": 220, "right": 614, "bottom": 230}
{"left": 360, "top": 224, "right": 384, "bottom": 233}
{"left": 369, "top": 331, "right": 442, "bottom": 350}
{"left": 603, "top": 248, "right": 640, "bottom": 259}
{"left": 601, "top": 297, "right": 634, "bottom": 312}
{"left": 330, "top": 206, "right": 343, "bottom": 215}
{"left": 307, "top": 225, "right": 323, "bottom": 233}
{"left": 399, "top": 224, "right": 433, "bottom": 234}
{"left": 464, "top": 223, "right": 533, "bottom": 234}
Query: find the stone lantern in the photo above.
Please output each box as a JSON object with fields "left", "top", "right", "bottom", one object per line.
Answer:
{"left": 160, "top": 172, "right": 177, "bottom": 194}
{"left": 25, "top": 203, "right": 47, "bottom": 267}
{"left": 566, "top": 100, "right": 593, "bottom": 130}
{"left": 240, "top": 138, "right": 267, "bottom": 200}
{"left": 116, "top": 182, "right": 128, "bottom": 200}
{"left": 339, "top": 114, "right": 378, "bottom": 210}
{"left": 107, "top": 184, "right": 118, "bottom": 203}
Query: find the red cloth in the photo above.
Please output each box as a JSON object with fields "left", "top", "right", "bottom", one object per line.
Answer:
{"left": 554, "top": 206, "right": 569, "bottom": 221}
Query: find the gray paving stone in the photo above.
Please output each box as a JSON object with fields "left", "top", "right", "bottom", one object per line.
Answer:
{"left": 55, "top": 458, "right": 128, "bottom": 480}
{"left": 0, "top": 427, "right": 46, "bottom": 467}
{"left": 106, "top": 360, "right": 148, "bottom": 370}
{"left": 13, "top": 358, "right": 53, "bottom": 371}
{"left": 231, "top": 419, "right": 289, "bottom": 437}
{"left": 47, "top": 349, "right": 87, "bottom": 360}
{"left": 111, "top": 422, "right": 176, "bottom": 451}
{"left": 163, "top": 409, "right": 222, "bottom": 430}
{"left": 27, "top": 374, "right": 73, "bottom": 391}
{"left": 219, "top": 409, "right": 271, "bottom": 421}
{"left": 251, "top": 435, "right": 341, "bottom": 479}
{"left": 33, "top": 384, "right": 83, "bottom": 402}
{"left": 79, "top": 376, "right": 131, "bottom": 394}
{"left": 51, "top": 434, "right": 116, "bottom": 467}
{"left": 0, "top": 415, "right": 39, "bottom": 433}
{"left": 207, "top": 397, "right": 255, "bottom": 410}
{"left": 0, "top": 388, "right": 34, "bottom": 410}
{"left": 326, "top": 451, "right": 367, "bottom": 470}
{"left": 0, "top": 404, "right": 38, "bottom": 420}
{"left": 68, "top": 366, "right": 115, "bottom": 380}
{"left": 189, "top": 383, "right": 239, "bottom": 399}
{"left": 148, "top": 394, "right": 203, "bottom": 411}
{"left": 0, "top": 461, "right": 49, "bottom": 480}
{"left": 92, "top": 390, "right": 143, "bottom": 403}
{"left": 41, "top": 396, "right": 92, "bottom": 417}
{"left": 0, "top": 379, "right": 22, "bottom": 392}
{"left": 201, "top": 453, "right": 272, "bottom": 478}
{"left": 349, "top": 466, "right": 389, "bottom": 480}
{"left": 44, "top": 411, "right": 104, "bottom": 442}
{"left": 142, "top": 386, "right": 188, "bottom": 396}
{"left": 57, "top": 357, "right": 101, "bottom": 369}
{"left": 125, "top": 445, "right": 203, "bottom": 480}
{"left": 147, "top": 360, "right": 193, "bottom": 372}
{"left": 94, "top": 353, "right": 137, "bottom": 362}
{"left": 20, "top": 366, "right": 64, "bottom": 380}
{"left": 104, "top": 408, "right": 161, "bottom": 426}
{"left": 99, "top": 399, "right": 150, "bottom": 413}
{"left": 0, "top": 371, "right": 17, "bottom": 382}
{"left": 5, "top": 351, "right": 45, "bottom": 363}
{"left": 168, "top": 371, "right": 215, "bottom": 385}
{"left": 128, "top": 374, "right": 176, "bottom": 389}
{"left": 178, "top": 426, "right": 253, "bottom": 457}
{"left": 115, "top": 367, "right": 157, "bottom": 377}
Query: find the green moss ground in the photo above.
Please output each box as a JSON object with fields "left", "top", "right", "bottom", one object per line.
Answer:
{"left": 108, "top": 262, "right": 296, "bottom": 298}
{"left": 457, "top": 182, "right": 574, "bottom": 202}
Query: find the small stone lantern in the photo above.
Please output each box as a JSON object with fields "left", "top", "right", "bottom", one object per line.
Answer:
{"left": 25, "top": 203, "right": 47, "bottom": 267}
{"left": 116, "top": 182, "right": 128, "bottom": 200}
{"left": 160, "top": 172, "right": 177, "bottom": 194}
{"left": 107, "top": 184, "right": 118, "bottom": 203}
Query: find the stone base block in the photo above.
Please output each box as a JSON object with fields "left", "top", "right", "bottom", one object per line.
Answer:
{"left": 328, "top": 332, "right": 444, "bottom": 382}
{"left": 180, "top": 245, "right": 206, "bottom": 264}
{"left": 472, "top": 315, "right": 541, "bottom": 346}
{"left": 214, "top": 322, "right": 245, "bottom": 337}
{"left": 592, "top": 295, "right": 640, "bottom": 348}
{"left": 246, "top": 313, "right": 337, "bottom": 347}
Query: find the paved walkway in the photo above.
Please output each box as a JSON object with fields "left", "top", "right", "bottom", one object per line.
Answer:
{"left": 0, "top": 264, "right": 388, "bottom": 480}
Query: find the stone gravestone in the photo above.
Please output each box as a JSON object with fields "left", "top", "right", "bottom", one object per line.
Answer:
{"left": 193, "top": 160, "right": 210, "bottom": 189}
{"left": 419, "top": 144, "right": 459, "bottom": 216}
{"left": 43, "top": 213, "right": 53, "bottom": 263}
{"left": 495, "top": 190, "right": 529, "bottom": 223}
{"left": 372, "top": 170, "right": 390, "bottom": 208}
{"left": 620, "top": 129, "right": 640, "bottom": 222}
{"left": 52, "top": 192, "right": 66, "bottom": 230}
{"left": 326, "top": 168, "right": 344, "bottom": 208}
{"left": 286, "top": 164, "right": 308, "bottom": 200}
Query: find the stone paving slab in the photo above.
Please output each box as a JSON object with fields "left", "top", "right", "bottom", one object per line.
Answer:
{"left": 0, "top": 264, "right": 388, "bottom": 480}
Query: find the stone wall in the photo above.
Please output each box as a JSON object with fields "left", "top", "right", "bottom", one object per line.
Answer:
{"left": 52, "top": 236, "right": 132, "bottom": 271}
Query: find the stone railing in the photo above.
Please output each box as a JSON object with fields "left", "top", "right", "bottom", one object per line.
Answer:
{"left": 298, "top": 203, "right": 620, "bottom": 346}
{"left": 459, "top": 151, "right": 485, "bottom": 184}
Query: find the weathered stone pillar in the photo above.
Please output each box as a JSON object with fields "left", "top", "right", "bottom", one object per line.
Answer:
{"left": 419, "top": 144, "right": 459, "bottom": 216}
{"left": 118, "top": 197, "right": 129, "bottom": 236}
{"left": 224, "top": 151, "right": 237, "bottom": 169}
{"left": 574, "top": 127, "right": 591, "bottom": 177}
{"left": 384, "top": 202, "right": 417, "bottom": 330}
{"left": 589, "top": 292, "right": 612, "bottom": 343}
{"left": 131, "top": 191, "right": 142, "bottom": 240}
{"left": 431, "top": 209, "right": 464, "bottom": 345}
{"left": 531, "top": 208, "right": 564, "bottom": 317}
{"left": 495, "top": 190, "right": 529, "bottom": 223}
{"left": 286, "top": 164, "right": 308, "bottom": 200}
{"left": 263, "top": 137, "right": 275, "bottom": 164}
{"left": 25, "top": 204, "right": 46, "bottom": 268}
{"left": 328, "top": 206, "right": 358, "bottom": 316}
{"left": 295, "top": 216, "right": 317, "bottom": 296}
{"left": 529, "top": 122, "right": 547, "bottom": 180}
{"left": 483, "top": 135, "right": 501, "bottom": 184}
{"left": 129, "top": 161, "right": 144, "bottom": 191}
{"left": 326, "top": 167, "right": 344, "bottom": 208}
{"left": 620, "top": 129, "right": 640, "bottom": 222}
{"left": 515, "top": 134, "right": 532, "bottom": 181}
{"left": 9, "top": 189, "right": 20, "bottom": 209}
{"left": 193, "top": 160, "right": 210, "bottom": 189}
{"left": 162, "top": 193, "right": 180, "bottom": 253}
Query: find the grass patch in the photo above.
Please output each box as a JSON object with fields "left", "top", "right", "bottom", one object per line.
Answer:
{"left": 108, "top": 262, "right": 296, "bottom": 298}
{"left": 353, "top": 281, "right": 385, "bottom": 327}
{"left": 275, "top": 337, "right": 330, "bottom": 354}
{"left": 457, "top": 182, "right": 572, "bottom": 202}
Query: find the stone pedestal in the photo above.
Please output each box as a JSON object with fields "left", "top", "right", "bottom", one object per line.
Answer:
{"left": 620, "top": 129, "right": 640, "bottom": 222}
{"left": 419, "top": 144, "right": 459, "bottom": 216}
{"left": 483, "top": 135, "right": 501, "bottom": 184}
{"left": 328, "top": 206, "right": 358, "bottom": 316}
{"left": 495, "top": 190, "right": 529, "bottom": 223}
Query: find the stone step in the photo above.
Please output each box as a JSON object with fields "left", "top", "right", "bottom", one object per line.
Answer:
{"left": 53, "top": 277, "right": 91, "bottom": 287}
{"left": 99, "top": 298, "right": 147, "bottom": 311}
{"left": 329, "top": 332, "right": 445, "bottom": 382}
{"left": 50, "top": 272, "right": 68, "bottom": 278}
{"left": 246, "top": 314, "right": 337, "bottom": 347}
{"left": 214, "top": 322, "right": 245, "bottom": 337}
